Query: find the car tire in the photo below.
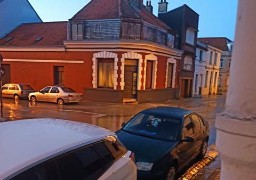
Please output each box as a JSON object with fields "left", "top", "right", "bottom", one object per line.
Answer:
{"left": 57, "top": 98, "right": 64, "bottom": 105}
{"left": 198, "top": 140, "right": 208, "bottom": 160}
{"left": 30, "top": 96, "right": 37, "bottom": 103}
{"left": 14, "top": 94, "right": 19, "bottom": 101}
{"left": 166, "top": 165, "right": 177, "bottom": 180}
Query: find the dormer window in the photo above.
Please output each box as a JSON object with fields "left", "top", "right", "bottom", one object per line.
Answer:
{"left": 186, "top": 28, "right": 195, "bottom": 45}
{"left": 72, "top": 23, "right": 83, "bottom": 40}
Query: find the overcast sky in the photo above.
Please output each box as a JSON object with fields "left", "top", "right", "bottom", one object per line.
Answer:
{"left": 29, "top": 0, "right": 238, "bottom": 40}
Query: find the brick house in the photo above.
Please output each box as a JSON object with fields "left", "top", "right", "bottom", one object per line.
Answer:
{"left": 0, "top": 0, "right": 182, "bottom": 103}
{"left": 158, "top": 3, "right": 199, "bottom": 98}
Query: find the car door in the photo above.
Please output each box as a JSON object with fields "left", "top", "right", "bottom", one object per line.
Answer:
{"left": 37, "top": 87, "right": 51, "bottom": 102}
{"left": 176, "top": 116, "right": 196, "bottom": 168}
{"left": 48, "top": 87, "right": 60, "bottom": 103}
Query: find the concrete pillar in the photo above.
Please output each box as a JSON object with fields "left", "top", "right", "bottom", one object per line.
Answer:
{"left": 215, "top": 0, "right": 256, "bottom": 179}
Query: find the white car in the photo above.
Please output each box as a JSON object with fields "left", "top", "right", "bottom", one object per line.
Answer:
{"left": 28, "top": 86, "right": 82, "bottom": 105}
{"left": 0, "top": 118, "right": 137, "bottom": 180}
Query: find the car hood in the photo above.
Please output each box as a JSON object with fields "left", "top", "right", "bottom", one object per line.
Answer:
{"left": 116, "top": 130, "right": 178, "bottom": 163}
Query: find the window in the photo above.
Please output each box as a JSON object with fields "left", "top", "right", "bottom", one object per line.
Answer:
{"left": 122, "top": 22, "right": 141, "bottom": 40}
{"left": 183, "top": 55, "right": 193, "bottom": 71}
{"left": 183, "top": 116, "right": 194, "bottom": 137}
{"left": 229, "top": 59, "right": 231, "bottom": 69}
{"left": 209, "top": 51, "right": 213, "bottom": 65}
{"left": 220, "top": 59, "right": 224, "bottom": 68}
{"left": 54, "top": 66, "right": 64, "bottom": 85}
{"left": 146, "top": 60, "right": 153, "bottom": 89}
{"left": 50, "top": 87, "right": 59, "bottom": 93}
{"left": 214, "top": 52, "right": 218, "bottom": 65}
{"left": 9, "top": 85, "right": 18, "bottom": 90}
{"left": 185, "top": 28, "right": 195, "bottom": 45}
{"left": 98, "top": 59, "right": 114, "bottom": 88}
{"left": 205, "top": 71, "right": 209, "bottom": 87}
{"left": 41, "top": 87, "right": 51, "bottom": 93}
{"left": 190, "top": 114, "right": 202, "bottom": 134}
{"left": 13, "top": 141, "right": 115, "bottom": 180}
{"left": 71, "top": 24, "right": 83, "bottom": 40}
{"left": 167, "top": 63, "right": 174, "bottom": 88}
{"left": 199, "top": 50, "right": 203, "bottom": 62}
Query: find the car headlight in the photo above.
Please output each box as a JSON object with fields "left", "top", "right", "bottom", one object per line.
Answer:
{"left": 136, "top": 162, "right": 153, "bottom": 171}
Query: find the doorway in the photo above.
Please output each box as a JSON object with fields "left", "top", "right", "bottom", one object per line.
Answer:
{"left": 124, "top": 60, "right": 138, "bottom": 99}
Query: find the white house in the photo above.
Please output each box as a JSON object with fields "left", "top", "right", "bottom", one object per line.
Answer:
{"left": 0, "top": 0, "right": 42, "bottom": 38}
{"left": 193, "top": 40, "right": 222, "bottom": 96}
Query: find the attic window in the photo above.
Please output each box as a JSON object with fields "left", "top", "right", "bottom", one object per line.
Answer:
{"left": 4, "top": 37, "right": 13, "bottom": 42}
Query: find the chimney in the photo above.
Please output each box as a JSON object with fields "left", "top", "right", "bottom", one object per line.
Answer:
{"left": 158, "top": 0, "right": 168, "bottom": 14}
{"left": 146, "top": 0, "right": 153, "bottom": 13}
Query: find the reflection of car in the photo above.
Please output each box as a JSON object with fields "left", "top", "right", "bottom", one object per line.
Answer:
{"left": 0, "top": 118, "right": 137, "bottom": 180}
{"left": 116, "top": 107, "right": 209, "bottom": 179}
{"left": 1, "top": 83, "right": 35, "bottom": 100}
{"left": 28, "top": 86, "right": 82, "bottom": 105}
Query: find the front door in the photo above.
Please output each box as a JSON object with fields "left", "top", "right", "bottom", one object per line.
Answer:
{"left": 124, "top": 60, "right": 138, "bottom": 99}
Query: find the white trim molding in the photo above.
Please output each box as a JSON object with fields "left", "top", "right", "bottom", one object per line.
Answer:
{"left": 92, "top": 51, "right": 118, "bottom": 89}
{"left": 121, "top": 52, "right": 143, "bottom": 90}
{"left": 144, "top": 54, "right": 158, "bottom": 90}
{"left": 165, "top": 57, "right": 177, "bottom": 88}
{"left": 3, "top": 59, "right": 84, "bottom": 64}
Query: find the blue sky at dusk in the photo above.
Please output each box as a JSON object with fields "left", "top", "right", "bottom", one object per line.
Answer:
{"left": 29, "top": 0, "right": 238, "bottom": 40}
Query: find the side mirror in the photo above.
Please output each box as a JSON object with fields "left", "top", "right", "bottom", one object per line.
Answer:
{"left": 121, "top": 122, "right": 126, "bottom": 127}
{"left": 181, "top": 136, "right": 194, "bottom": 142}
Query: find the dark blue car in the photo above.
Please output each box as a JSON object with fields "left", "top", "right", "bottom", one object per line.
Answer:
{"left": 116, "top": 106, "right": 209, "bottom": 179}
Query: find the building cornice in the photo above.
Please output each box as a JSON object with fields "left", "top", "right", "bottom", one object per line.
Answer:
{"left": 64, "top": 40, "right": 182, "bottom": 58}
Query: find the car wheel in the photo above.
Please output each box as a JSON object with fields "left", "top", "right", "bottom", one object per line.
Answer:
{"left": 30, "top": 96, "right": 37, "bottom": 103}
{"left": 57, "top": 98, "right": 64, "bottom": 105}
{"left": 166, "top": 166, "right": 177, "bottom": 180}
{"left": 14, "top": 94, "right": 19, "bottom": 101}
{"left": 198, "top": 140, "right": 208, "bottom": 160}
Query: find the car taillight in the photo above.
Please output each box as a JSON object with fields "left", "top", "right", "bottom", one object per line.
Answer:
{"left": 68, "top": 94, "right": 73, "bottom": 97}
{"left": 129, "top": 152, "right": 135, "bottom": 162}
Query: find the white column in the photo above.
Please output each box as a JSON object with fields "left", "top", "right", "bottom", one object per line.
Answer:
{"left": 216, "top": 0, "right": 256, "bottom": 179}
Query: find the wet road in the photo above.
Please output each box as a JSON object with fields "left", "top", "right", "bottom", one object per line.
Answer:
{"left": 1, "top": 94, "right": 226, "bottom": 145}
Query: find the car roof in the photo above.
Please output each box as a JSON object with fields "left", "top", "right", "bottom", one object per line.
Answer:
{"left": 141, "top": 106, "right": 193, "bottom": 120}
{"left": 0, "top": 118, "right": 114, "bottom": 179}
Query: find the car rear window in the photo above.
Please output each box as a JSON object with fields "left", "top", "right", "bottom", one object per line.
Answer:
{"left": 60, "top": 87, "right": 75, "bottom": 93}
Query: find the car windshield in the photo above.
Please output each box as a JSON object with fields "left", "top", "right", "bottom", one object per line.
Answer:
{"left": 123, "top": 113, "right": 180, "bottom": 141}
{"left": 60, "top": 87, "right": 75, "bottom": 93}
{"left": 20, "top": 84, "right": 34, "bottom": 90}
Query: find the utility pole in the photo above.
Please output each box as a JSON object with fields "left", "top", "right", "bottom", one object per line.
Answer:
{"left": 0, "top": 54, "right": 4, "bottom": 118}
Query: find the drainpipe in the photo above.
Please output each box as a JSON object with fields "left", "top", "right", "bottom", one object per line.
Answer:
{"left": 216, "top": 0, "right": 256, "bottom": 179}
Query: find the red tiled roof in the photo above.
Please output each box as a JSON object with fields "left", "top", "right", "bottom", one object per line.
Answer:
{"left": 72, "top": 0, "right": 171, "bottom": 30}
{"left": 198, "top": 37, "right": 232, "bottom": 51}
{"left": 0, "top": 22, "right": 67, "bottom": 46}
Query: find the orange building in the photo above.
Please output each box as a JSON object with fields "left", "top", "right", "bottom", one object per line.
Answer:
{"left": 0, "top": 0, "right": 182, "bottom": 103}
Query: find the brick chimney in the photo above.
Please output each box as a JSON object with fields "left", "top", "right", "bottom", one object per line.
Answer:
{"left": 146, "top": 0, "right": 153, "bottom": 13}
{"left": 158, "top": 0, "right": 168, "bottom": 14}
